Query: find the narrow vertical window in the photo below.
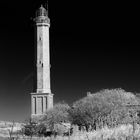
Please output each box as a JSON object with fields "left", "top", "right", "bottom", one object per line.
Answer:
{"left": 42, "top": 97, "right": 43, "bottom": 113}
{"left": 34, "top": 97, "right": 37, "bottom": 114}
{"left": 46, "top": 97, "right": 47, "bottom": 110}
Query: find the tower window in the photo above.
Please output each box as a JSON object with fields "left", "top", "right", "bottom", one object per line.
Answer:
{"left": 34, "top": 97, "right": 36, "bottom": 114}
{"left": 39, "top": 61, "right": 43, "bottom": 67}
{"left": 42, "top": 97, "right": 43, "bottom": 113}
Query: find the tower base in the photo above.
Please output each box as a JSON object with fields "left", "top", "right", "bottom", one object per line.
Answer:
{"left": 30, "top": 92, "right": 53, "bottom": 118}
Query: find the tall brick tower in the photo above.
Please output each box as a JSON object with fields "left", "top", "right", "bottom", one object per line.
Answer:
{"left": 31, "top": 5, "right": 53, "bottom": 117}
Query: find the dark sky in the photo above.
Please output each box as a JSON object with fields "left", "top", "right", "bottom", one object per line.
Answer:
{"left": 0, "top": 1, "right": 140, "bottom": 121}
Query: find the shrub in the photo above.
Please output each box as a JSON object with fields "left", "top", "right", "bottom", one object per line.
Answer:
{"left": 41, "top": 102, "right": 70, "bottom": 131}
{"left": 22, "top": 120, "right": 38, "bottom": 137}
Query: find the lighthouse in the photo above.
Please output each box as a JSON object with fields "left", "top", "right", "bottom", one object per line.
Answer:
{"left": 31, "top": 5, "right": 53, "bottom": 117}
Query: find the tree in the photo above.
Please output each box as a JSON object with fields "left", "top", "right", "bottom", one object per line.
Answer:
{"left": 69, "top": 88, "right": 140, "bottom": 129}
{"left": 41, "top": 102, "right": 70, "bottom": 131}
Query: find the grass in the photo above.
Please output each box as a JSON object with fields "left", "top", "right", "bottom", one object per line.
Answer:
{"left": 1, "top": 123, "right": 140, "bottom": 140}
{"left": 0, "top": 136, "right": 7, "bottom": 140}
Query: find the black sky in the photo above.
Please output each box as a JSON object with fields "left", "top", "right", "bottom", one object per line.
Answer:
{"left": 0, "top": 1, "right": 140, "bottom": 121}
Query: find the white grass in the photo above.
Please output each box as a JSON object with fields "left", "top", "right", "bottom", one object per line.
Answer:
{"left": 0, "top": 123, "right": 140, "bottom": 140}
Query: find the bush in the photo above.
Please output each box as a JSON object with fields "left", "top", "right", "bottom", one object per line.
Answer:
{"left": 22, "top": 121, "right": 38, "bottom": 136}
{"left": 53, "top": 123, "right": 72, "bottom": 136}
{"left": 41, "top": 102, "right": 70, "bottom": 131}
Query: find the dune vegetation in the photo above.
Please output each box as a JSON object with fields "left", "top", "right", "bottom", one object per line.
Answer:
{"left": 1, "top": 88, "right": 140, "bottom": 140}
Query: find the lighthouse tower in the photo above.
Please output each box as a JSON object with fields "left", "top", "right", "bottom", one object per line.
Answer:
{"left": 31, "top": 5, "right": 53, "bottom": 117}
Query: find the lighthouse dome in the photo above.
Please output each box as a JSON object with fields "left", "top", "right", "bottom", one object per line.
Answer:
{"left": 36, "top": 5, "right": 48, "bottom": 17}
